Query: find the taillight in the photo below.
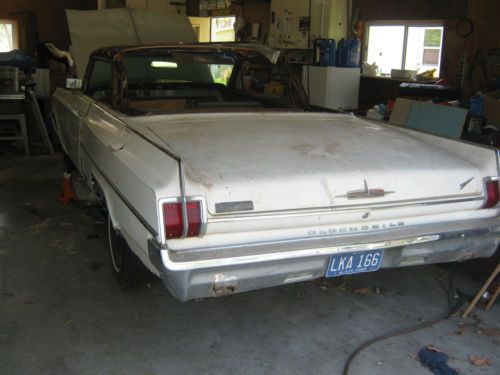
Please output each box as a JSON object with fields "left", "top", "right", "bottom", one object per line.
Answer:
{"left": 483, "top": 180, "right": 499, "bottom": 209}
{"left": 162, "top": 201, "right": 202, "bottom": 239}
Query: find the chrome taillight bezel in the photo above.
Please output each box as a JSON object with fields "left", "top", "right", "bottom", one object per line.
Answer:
{"left": 157, "top": 196, "right": 207, "bottom": 245}
{"left": 482, "top": 177, "right": 500, "bottom": 209}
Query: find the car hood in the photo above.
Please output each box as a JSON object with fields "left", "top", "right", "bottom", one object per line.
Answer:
{"left": 66, "top": 8, "right": 197, "bottom": 77}
{"left": 139, "top": 112, "right": 491, "bottom": 214}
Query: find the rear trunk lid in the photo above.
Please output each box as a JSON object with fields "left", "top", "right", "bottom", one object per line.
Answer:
{"left": 144, "top": 113, "right": 495, "bottom": 214}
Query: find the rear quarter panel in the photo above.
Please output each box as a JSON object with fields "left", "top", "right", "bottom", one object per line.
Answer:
{"left": 81, "top": 104, "right": 182, "bottom": 272}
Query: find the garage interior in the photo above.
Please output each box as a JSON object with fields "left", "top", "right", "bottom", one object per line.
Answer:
{"left": 0, "top": 1, "right": 499, "bottom": 374}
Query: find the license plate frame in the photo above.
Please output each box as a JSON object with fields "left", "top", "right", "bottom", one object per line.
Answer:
{"left": 326, "top": 249, "right": 384, "bottom": 277}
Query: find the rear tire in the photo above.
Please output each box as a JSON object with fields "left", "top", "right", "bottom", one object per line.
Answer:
{"left": 107, "top": 215, "right": 148, "bottom": 288}
{"left": 62, "top": 151, "right": 76, "bottom": 173}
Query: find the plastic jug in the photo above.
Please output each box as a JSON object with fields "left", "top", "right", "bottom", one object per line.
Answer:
{"left": 337, "top": 38, "right": 347, "bottom": 67}
{"left": 337, "top": 38, "right": 361, "bottom": 67}
{"left": 313, "top": 39, "right": 336, "bottom": 66}
{"left": 346, "top": 38, "right": 361, "bottom": 67}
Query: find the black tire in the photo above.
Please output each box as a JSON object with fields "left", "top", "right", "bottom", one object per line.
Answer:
{"left": 107, "top": 215, "right": 148, "bottom": 288}
{"left": 62, "top": 151, "right": 76, "bottom": 173}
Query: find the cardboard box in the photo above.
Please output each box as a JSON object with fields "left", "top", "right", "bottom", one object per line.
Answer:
{"left": 483, "top": 90, "right": 500, "bottom": 126}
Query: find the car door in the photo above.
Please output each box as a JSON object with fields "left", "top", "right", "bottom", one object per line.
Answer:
{"left": 68, "top": 93, "right": 93, "bottom": 168}
{"left": 56, "top": 58, "right": 112, "bottom": 169}
{"left": 53, "top": 89, "right": 89, "bottom": 167}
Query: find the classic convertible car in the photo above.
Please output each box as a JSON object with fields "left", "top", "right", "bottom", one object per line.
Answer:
{"left": 51, "top": 12, "right": 500, "bottom": 302}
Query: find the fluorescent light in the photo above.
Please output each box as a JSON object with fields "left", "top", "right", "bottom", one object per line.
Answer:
{"left": 151, "top": 61, "right": 178, "bottom": 68}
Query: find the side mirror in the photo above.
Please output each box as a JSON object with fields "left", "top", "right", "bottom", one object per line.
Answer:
{"left": 66, "top": 78, "right": 82, "bottom": 90}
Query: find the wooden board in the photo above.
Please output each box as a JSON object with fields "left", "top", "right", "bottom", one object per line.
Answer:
{"left": 389, "top": 98, "right": 417, "bottom": 126}
{"left": 129, "top": 99, "right": 187, "bottom": 113}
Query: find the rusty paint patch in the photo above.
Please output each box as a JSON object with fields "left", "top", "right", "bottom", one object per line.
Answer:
{"left": 184, "top": 168, "right": 213, "bottom": 189}
{"left": 211, "top": 274, "right": 239, "bottom": 297}
{"left": 292, "top": 142, "right": 340, "bottom": 158}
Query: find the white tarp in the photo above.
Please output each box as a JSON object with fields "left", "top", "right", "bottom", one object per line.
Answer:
{"left": 65, "top": 8, "right": 198, "bottom": 77}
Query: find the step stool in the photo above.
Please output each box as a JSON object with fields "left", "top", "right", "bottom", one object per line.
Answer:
{"left": 0, "top": 113, "right": 29, "bottom": 156}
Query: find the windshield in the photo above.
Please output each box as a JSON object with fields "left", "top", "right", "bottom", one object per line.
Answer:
{"left": 117, "top": 48, "right": 307, "bottom": 116}
{"left": 123, "top": 52, "right": 234, "bottom": 86}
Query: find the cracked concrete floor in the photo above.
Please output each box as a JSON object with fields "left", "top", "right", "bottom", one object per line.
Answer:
{"left": 0, "top": 157, "right": 499, "bottom": 375}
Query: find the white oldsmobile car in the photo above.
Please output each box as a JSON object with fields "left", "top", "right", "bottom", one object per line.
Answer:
{"left": 52, "top": 42, "right": 500, "bottom": 302}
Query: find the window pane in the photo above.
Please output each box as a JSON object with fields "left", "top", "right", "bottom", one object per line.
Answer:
{"left": 366, "top": 26, "right": 405, "bottom": 75}
{"left": 422, "top": 49, "right": 439, "bottom": 65}
{"left": 123, "top": 53, "right": 234, "bottom": 86}
{"left": 88, "top": 60, "right": 112, "bottom": 89}
{"left": 86, "top": 60, "right": 112, "bottom": 101}
{"left": 210, "top": 64, "right": 233, "bottom": 85}
{"left": 424, "top": 29, "right": 442, "bottom": 47}
{"left": 405, "top": 26, "right": 443, "bottom": 77}
{"left": 0, "top": 22, "right": 14, "bottom": 52}
{"left": 210, "top": 16, "right": 236, "bottom": 42}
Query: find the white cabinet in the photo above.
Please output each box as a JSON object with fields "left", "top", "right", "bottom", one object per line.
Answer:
{"left": 302, "top": 66, "right": 360, "bottom": 110}
{"left": 268, "top": 0, "right": 348, "bottom": 49}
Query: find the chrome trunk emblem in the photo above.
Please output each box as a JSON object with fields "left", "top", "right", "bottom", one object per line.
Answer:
{"left": 459, "top": 177, "right": 474, "bottom": 190}
{"left": 337, "top": 180, "right": 394, "bottom": 200}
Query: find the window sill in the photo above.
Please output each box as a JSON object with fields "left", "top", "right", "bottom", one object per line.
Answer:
{"left": 361, "top": 75, "right": 438, "bottom": 84}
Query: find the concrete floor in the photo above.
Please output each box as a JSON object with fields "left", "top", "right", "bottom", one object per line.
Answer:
{"left": 0, "top": 156, "right": 499, "bottom": 375}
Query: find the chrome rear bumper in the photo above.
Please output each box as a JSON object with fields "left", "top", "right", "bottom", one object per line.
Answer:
{"left": 149, "top": 221, "right": 500, "bottom": 302}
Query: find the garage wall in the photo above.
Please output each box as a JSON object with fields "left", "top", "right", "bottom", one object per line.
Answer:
{"left": 0, "top": 0, "right": 97, "bottom": 53}
{"left": 354, "top": 0, "right": 500, "bottom": 86}
{"left": 242, "top": 1, "right": 271, "bottom": 41}
{"left": 353, "top": 0, "right": 467, "bottom": 21}
{"left": 457, "top": 0, "right": 500, "bottom": 95}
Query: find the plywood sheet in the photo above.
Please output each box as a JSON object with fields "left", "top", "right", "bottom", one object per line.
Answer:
{"left": 66, "top": 9, "right": 197, "bottom": 78}
{"left": 130, "top": 11, "right": 197, "bottom": 45}
{"left": 66, "top": 8, "right": 138, "bottom": 77}
{"left": 406, "top": 102, "right": 468, "bottom": 139}
{"left": 129, "top": 99, "right": 187, "bottom": 113}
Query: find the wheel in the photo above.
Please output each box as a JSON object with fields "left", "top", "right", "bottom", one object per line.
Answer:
{"left": 107, "top": 215, "right": 148, "bottom": 288}
{"left": 62, "top": 151, "right": 76, "bottom": 173}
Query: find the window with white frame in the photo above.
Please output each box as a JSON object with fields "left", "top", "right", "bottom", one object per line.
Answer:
{"left": 210, "top": 16, "right": 236, "bottom": 42}
{"left": 365, "top": 21, "right": 444, "bottom": 78}
{"left": 0, "top": 19, "right": 18, "bottom": 52}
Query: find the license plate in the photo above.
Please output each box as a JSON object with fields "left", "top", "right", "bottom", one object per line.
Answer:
{"left": 326, "top": 249, "right": 384, "bottom": 277}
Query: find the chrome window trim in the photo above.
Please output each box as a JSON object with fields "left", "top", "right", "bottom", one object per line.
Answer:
{"left": 158, "top": 196, "right": 208, "bottom": 246}
{"left": 497, "top": 149, "right": 500, "bottom": 175}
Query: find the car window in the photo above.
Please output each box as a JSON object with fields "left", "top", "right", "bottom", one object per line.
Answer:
{"left": 85, "top": 59, "right": 112, "bottom": 102}
{"left": 119, "top": 49, "right": 308, "bottom": 115}
{"left": 123, "top": 52, "right": 234, "bottom": 87}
